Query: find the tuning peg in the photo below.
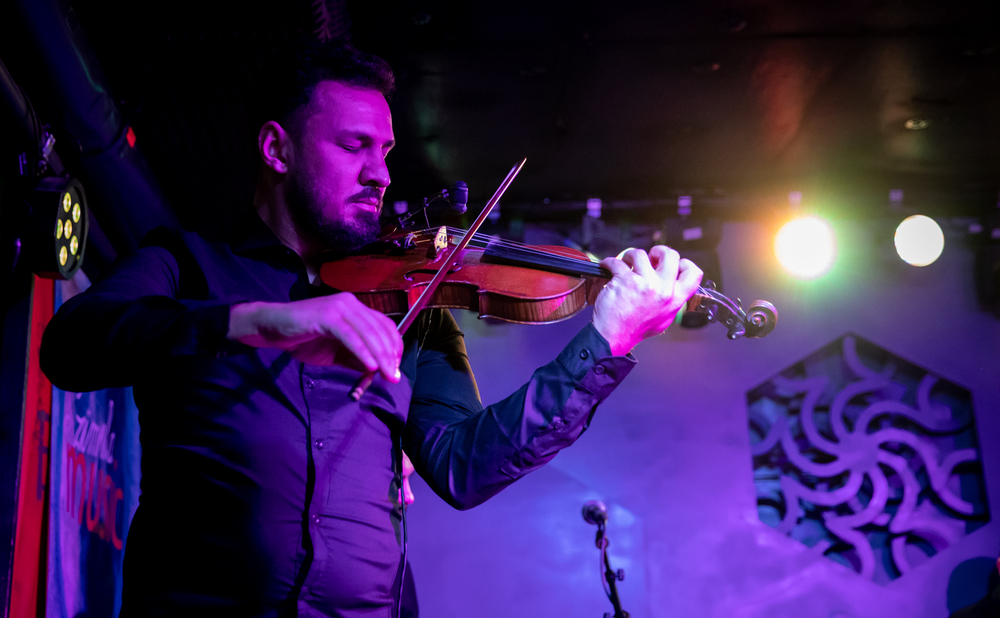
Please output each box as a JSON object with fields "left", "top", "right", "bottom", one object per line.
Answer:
{"left": 727, "top": 322, "right": 746, "bottom": 340}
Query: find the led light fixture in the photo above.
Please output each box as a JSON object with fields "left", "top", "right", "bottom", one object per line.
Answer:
{"left": 28, "top": 176, "right": 89, "bottom": 279}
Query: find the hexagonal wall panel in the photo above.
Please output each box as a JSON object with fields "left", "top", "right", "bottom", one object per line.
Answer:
{"left": 746, "top": 334, "right": 989, "bottom": 585}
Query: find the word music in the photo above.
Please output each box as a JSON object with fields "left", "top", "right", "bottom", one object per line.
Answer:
{"left": 64, "top": 400, "right": 124, "bottom": 550}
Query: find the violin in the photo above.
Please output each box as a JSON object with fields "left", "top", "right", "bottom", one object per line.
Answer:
{"left": 325, "top": 159, "right": 776, "bottom": 400}
{"left": 319, "top": 225, "right": 777, "bottom": 341}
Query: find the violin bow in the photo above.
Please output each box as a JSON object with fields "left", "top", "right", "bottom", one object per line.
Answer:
{"left": 349, "top": 158, "right": 528, "bottom": 401}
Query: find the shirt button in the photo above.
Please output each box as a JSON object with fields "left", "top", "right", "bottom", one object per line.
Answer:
{"left": 551, "top": 418, "right": 565, "bottom": 429}
{"left": 312, "top": 515, "right": 320, "bottom": 525}
{"left": 594, "top": 364, "right": 606, "bottom": 375}
{"left": 315, "top": 439, "right": 324, "bottom": 450}
{"left": 216, "top": 350, "right": 227, "bottom": 359}
{"left": 579, "top": 349, "right": 590, "bottom": 360}
{"left": 305, "top": 379, "right": 315, "bottom": 389}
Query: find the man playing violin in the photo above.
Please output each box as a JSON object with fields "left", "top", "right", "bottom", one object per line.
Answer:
{"left": 40, "top": 41, "right": 702, "bottom": 617}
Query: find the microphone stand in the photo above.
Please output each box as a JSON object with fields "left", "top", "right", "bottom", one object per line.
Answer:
{"left": 397, "top": 182, "right": 468, "bottom": 230}
{"left": 595, "top": 523, "right": 629, "bottom": 618}
{"left": 396, "top": 197, "right": 436, "bottom": 230}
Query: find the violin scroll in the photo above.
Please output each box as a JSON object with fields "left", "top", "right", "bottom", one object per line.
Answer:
{"left": 685, "top": 281, "right": 778, "bottom": 340}
{"left": 745, "top": 301, "right": 778, "bottom": 338}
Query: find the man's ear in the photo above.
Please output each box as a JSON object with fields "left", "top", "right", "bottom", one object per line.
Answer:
{"left": 258, "top": 121, "right": 292, "bottom": 174}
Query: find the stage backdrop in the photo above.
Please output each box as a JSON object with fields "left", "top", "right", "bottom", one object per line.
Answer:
{"left": 405, "top": 219, "right": 1000, "bottom": 618}
{"left": 46, "top": 275, "right": 142, "bottom": 618}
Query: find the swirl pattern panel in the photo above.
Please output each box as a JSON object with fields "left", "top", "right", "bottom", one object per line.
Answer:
{"left": 747, "top": 334, "right": 989, "bottom": 584}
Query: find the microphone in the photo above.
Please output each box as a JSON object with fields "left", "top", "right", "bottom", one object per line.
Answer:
{"left": 582, "top": 500, "right": 608, "bottom": 526}
{"left": 441, "top": 180, "right": 468, "bottom": 214}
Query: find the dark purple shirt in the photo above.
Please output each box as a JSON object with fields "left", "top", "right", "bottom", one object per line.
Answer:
{"left": 40, "top": 214, "right": 635, "bottom": 617}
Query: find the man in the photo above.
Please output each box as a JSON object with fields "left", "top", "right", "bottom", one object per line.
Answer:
{"left": 40, "top": 42, "right": 702, "bottom": 617}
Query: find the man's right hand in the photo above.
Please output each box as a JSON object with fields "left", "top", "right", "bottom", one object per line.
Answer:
{"left": 227, "top": 293, "right": 403, "bottom": 382}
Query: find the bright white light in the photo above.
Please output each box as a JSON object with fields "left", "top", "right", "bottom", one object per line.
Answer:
{"left": 774, "top": 217, "right": 836, "bottom": 279}
{"left": 895, "top": 215, "right": 944, "bottom": 266}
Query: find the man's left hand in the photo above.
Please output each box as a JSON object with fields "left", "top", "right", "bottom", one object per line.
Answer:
{"left": 591, "top": 246, "right": 703, "bottom": 356}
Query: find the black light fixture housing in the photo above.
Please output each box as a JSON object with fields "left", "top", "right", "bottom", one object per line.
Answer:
{"left": 25, "top": 176, "right": 88, "bottom": 280}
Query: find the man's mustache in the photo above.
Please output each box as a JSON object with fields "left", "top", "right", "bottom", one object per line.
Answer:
{"left": 348, "top": 187, "right": 384, "bottom": 208}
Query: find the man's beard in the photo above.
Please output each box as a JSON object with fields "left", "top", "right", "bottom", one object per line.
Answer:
{"left": 285, "top": 168, "right": 382, "bottom": 254}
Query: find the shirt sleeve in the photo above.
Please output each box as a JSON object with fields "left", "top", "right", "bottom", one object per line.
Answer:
{"left": 403, "top": 309, "right": 636, "bottom": 510}
{"left": 40, "top": 233, "right": 248, "bottom": 393}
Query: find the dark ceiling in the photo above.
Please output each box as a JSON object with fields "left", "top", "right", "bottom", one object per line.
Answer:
{"left": 2, "top": 0, "right": 999, "bottom": 240}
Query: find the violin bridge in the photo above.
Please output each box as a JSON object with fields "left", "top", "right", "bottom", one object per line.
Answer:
{"left": 427, "top": 226, "right": 449, "bottom": 260}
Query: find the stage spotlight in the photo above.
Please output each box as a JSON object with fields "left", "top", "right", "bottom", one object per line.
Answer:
{"left": 27, "top": 176, "right": 89, "bottom": 279}
{"left": 774, "top": 216, "right": 836, "bottom": 279}
{"left": 894, "top": 215, "right": 944, "bottom": 267}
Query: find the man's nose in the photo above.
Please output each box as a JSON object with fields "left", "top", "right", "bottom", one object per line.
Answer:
{"left": 361, "top": 154, "right": 391, "bottom": 187}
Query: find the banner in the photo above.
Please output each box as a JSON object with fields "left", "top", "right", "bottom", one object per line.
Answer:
{"left": 46, "top": 276, "right": 141, "bottom": 618}
{"left": 9, "top": 276, "right": 54, "bottom": 618}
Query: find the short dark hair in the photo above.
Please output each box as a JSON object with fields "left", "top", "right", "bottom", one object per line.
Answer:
{"left": 252, "top": 40, "right": 395, "bottom": 137}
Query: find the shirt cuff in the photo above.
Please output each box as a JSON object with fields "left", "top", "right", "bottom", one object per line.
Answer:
{"left": 555, "top": 322, "right": 636, "bottom": 399}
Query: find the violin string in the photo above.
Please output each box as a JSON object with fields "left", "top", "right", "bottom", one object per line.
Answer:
{"left": 445, "top": 228, "right": 532, "bottom": 251}
{"left": 451, "top": 229, "right": 612, "bottom": 275}
{"left": 407, "top": 228, "right": 517, "bottom": 255}
{"left": 404, "top": 226, "right": 711, "bottom": 296}
{"left": 421, "top": 228, "right": 599, "bottom": 274}
{"left": 409, "top": 226, "right": 551, "bottom": 252}
{"left": 409, "top": 226, "right": 596, "bottom": 265}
